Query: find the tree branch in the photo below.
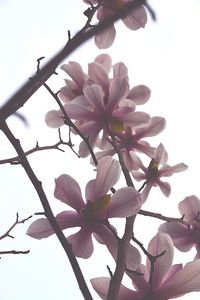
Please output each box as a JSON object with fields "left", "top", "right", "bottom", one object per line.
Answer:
{"left": 0, "top": 120, "right": 93, "bottom": 300}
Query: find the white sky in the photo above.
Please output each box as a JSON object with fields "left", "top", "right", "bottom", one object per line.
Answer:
{"left": 1, "top": 0, "right": 200, "bottom": 299}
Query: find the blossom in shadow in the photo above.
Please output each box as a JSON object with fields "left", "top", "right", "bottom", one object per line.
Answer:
{"left": 83, "top": 0, "right": 147, "bottom": 49}
{"left": 131, "top": 143, "right": 187, "bottom": 202}
{"left": 159, "top": 195, "right": 200, "bottom": 259}
{"left": 91, "top": 232, "right": 200, "bottom": 299}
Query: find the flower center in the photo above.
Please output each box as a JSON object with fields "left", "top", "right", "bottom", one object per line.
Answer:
{"left": 147, "top": 158, "right": 159, "bottom": 180}
{"left": 110, "top": 119, "right": 124, "bottom": 132}
{"left": 81, "top": 194, "right": 111, "bottom": 222}
{"left": 110, "top": 0, "right": 124, "bottom": 11}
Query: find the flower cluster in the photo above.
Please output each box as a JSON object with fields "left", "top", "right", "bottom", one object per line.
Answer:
{"left": 26, "top": 1, "right": 200, "bottom": 299}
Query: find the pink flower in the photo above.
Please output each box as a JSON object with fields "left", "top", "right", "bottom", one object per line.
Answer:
{"left": 159, "top": 195, "right": 200, "bottom": 259}
{"left": 27, "top": 156, "right": 142, "bottom": 261}
{"left": 64, "top": 78, "right": 150, "bottom": 157}
{"left": 131, "top": 143, "right": 187, "bottom": 202}
{"left": 45, "top": 54, "right": 151, "bottom": 136}
{"left": 83, "top": 0, "right": 147, "bottom": 49}
{"left": 45, "top": 54, "right": 110, "bottom": 128}
{"left": 94, "top": 116, "right": 166, "bottom": 170}
{"left": 91, "top": 232, "right": 200, "bottom": 299}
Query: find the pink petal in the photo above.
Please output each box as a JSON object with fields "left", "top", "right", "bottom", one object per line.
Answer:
{"left": 147, "top": 233, "right": 174, "bottom": 290}
{"left": 88, "top": 63, "right": 110, "bottom": 92}
{"left": 155, "top": 143, "right": 168, "bottom": 164}
{"left": 107, "top": 187, "right": 141, "bottom": 218}
{"left": 83, "top": 84, "right": 105, "bottom": 112}
{"left": 64, "top": 98, "right": 96, "bottom": 120}
{"left": 158, "top": 180, "right": 171, "bottom": 197}
{"left": 56, "top": 211, "right": 82, "bottom": 228}
{"left": 122, "top": 5, "right": 147, "bottom": 30}
{"left": 67, "top": 227, "right": 94, "bottom": 258}
{"left": 158, "top": 260, "right": 200, "bottom": 298}
{"left": 85, "top": 179, "right": 96, "bottom": 203}
{"left": 159, "top": 163, "right": 188, "bottom": 177}
{"left": 135, "top": 117, "right": 166, "bottom": 137}
{"left": 61, "top": 61, "right": 86, "bottom": 87}
{"left": 94, "top": 224, "right": 141, "bottom": 270}
{"left": 54, "top": 174, "right": 85, "bottom": 211}
{"left": 95, "top": 25, "right": 116, "bottom": 49}
{"left": 107, "top": 77, "right": 129, "bottom": 111}
{"left": 95, "top": 156, "right": 121, "bottom": 198}
{"left": 26, "top": 218, "right": 54, "bottom": 239}
{"left": 121, "top": 111, "right": 150, "bottom": 127}
{"left": 128, "top": 264, "right": 149, "bottom": 293}
{"left": 141, "top": 182, "right": 152, "bottom": 203}
{"left": 162, "top": 263, "right": 183, "bottom": 286}
{"left": 179, "top": 195, "right": 200, "bottom": 222}
{"left": 159, "top": 222, "right": 195, "bottom": 251}
{"left": 78, "top": 122, "right": 101, "bottom": 157}
{"left": 113, "top": 62, "right": 128, "bottom": 78}
{"left": 91, "top": 277, "right": 136, "bottom": 299}
{"left": 26, "top": 212, "right": 82, "bottom": 240}
{"left": 128, "top": 85, "right": 151, "bottom": 104}
{"left": 95, "top": 53, "right": 112, "bottom": 73}
{"left": 59, "top": 85, "right": 78, "bottom": 103}
{"left": 45, "top": 110, "right": 64, "bottom": 128}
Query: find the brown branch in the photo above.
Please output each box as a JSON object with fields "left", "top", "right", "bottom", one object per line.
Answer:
{"left": 0, "top": 129, "right": 79, "bottom": 165}
{"left": 0, "top": 250, "right": 30, "bottom": 256}
{"left": 138, "top": 209, "right": 191, "bottom": 226}
{"left": 106, "top": 129, "right": 136, "bottom": 300}
{"left": 0, "top": 120, "right": 93, "bottom": 300}
{"left": 0, "top": 0, "right": 151, "bottom": 120}
{"left": 0, "top": 213, "right": 33, "bottom": 240}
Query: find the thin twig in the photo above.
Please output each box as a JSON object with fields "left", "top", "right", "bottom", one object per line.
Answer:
{"left": 0, "top": 213, "right": 33, "bottom": 240}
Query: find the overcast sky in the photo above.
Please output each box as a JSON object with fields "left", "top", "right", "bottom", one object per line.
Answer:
{"left": 1, "top": 0, "right": 200, "bottom": 299}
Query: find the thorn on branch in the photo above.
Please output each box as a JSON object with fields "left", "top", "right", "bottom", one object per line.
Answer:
{"left": 107, "top": 265, "right": 113, "bottom": 278}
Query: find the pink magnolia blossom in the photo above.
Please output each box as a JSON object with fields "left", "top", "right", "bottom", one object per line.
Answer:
{"left": 45, "top": 54, "right": 151, "bottom": 130}
{"left": 91, "top": 232, "right": 200, "bottom": 299}
{"left": 64, "top": 78, "right": 150, "bottom": 157}
{"left": 159, "top": 195, "right": 200, "bottom": 259}
{"left": 94, "top": 116, "right": 166, "bottom": 170}
{"left": 83, "top": 0, "right": 147, "bottom": 49}
{"left": 27, "top": 156, "right": 142, "bottom": 262}
{"left": 131, "top": 143, "right": 187, "bottom": 202}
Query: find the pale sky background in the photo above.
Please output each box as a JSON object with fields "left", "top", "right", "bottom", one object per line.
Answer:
{"left": 0, "top": 0, "right": 200, "bottom": 299}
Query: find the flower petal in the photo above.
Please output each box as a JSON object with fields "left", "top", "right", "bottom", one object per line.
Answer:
{"left": 54, "top": 174, "right": 85, "bottom": 211}
{"left": 45, "top": 110, "right": 64, "bottom": 128}
{"left": 122, "top": 5, "right": 147, "bottom": 30}
{"left": 83, "top": 84, "right": 105, "bottom": 112}
{"left": 88, "top": 63, "right": 110, "bottom": 92}
{"left": 147, "top": 232, "right": 174, "bottom": 290}
{"left": 113, "top": 62, "right": 128, "bottom": 78}
{"left": 128, "top": 85, "right": 151, "bottom": 104}
{"left": 67, "top": 227, "right": 94, "bottom": 258}
{"left": 91, "top": 277, "right": 138, "bottom": 299}
{"left": 95, "top": 25, "right": 116, "bottom": 49}
{"left": 107, "top": 77, "right": 129, "bottom": 111}
{"left": 26, "top": 218, "right": 54, "bottom": 239}
{"left": 95, "top": 156, "right": 121, "bottom": 198}
{"left": 61, "top": 61, "right": 86, "bottom": 87}
{"left": 158, "top": 260, "right": 200, "bottom": 298}
{"left": 95, "top": 53, "right": 112, "bottom": 73}
{"left": 179, "top": 195, "right": 200, "bottom": 222}
{"left": 159, "top": 222, "right": 195, "bottom": 252}
{"left": 107, "top": 187, "right": 141, "bottom": 218}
